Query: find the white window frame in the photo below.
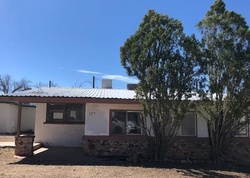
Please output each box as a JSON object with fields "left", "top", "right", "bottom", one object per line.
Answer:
{"left": 110, "top": 110, "right": 143, "bottom": 135}
{"left": 236, "top": 115, "right": 249, "bottom": 137}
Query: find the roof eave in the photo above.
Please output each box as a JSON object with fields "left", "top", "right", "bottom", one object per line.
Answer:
{"left": 0, "top": 96, "right": 139, "bottom": 104}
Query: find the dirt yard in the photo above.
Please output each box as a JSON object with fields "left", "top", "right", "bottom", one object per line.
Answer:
{"left": 1, "top": 148, "right": 250, "bottom": 178}
{"left": 0, "top": 135, "right": 250, "bottom": 178}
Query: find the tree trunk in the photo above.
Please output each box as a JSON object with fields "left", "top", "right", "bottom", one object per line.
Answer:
{"left": 208, "top": 122, "right": 223, "bottom": 164}
{"left": 210, "top": 149, "right": 222, "bottom": 164}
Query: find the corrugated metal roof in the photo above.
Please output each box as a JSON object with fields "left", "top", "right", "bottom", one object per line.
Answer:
{"left": 0, "top": 87, "right": 202, "bottom": 101}
{"left": 2, "top": 87, "right": 137, "bottom": 100}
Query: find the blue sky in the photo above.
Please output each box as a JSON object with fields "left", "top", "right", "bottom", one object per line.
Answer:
{"left": 0, "top": 0, "right": 249, "bottom": 89}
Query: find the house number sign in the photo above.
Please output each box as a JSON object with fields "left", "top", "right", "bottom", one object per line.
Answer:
{"left": 89, "top": 111, "right": 95, "bottom": 117}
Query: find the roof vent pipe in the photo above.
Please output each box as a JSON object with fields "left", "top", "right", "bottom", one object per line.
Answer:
{"left": 93, "top": 76, "right": 95, "bottom": 88}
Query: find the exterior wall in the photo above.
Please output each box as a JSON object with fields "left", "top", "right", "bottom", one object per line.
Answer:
{"left": 34, "top": 103, "right": 85, "bottom": 147}
{"left": 34, "top": 103, "right": 142, "bottom": 147}
{"left": 83, "top": 105, "right": 250, "bottom": 164}
{"left": 85, "top": 103, "right": 143, "bottom": 136}
{"left": 34, "top": 101, "right": 250, "bottom": 164}
{"left": 85, "top": 103, "right": 208, "bottom": 137}
{"left": 0, "top": 103, "right": 35, "bottom": 133}
{"left": 82, "top": 103, "right": 215, "bottom": 159}
{"left": 83, "top": 103, "right": 212, "bottom": 159}
{"left": 83, "top": 103, "right": 147, "bottom": 158}
{"left": 21, "top": 106, "right": 36, "bottom": 132}
{"left": 0, "top": 103, "right": 10, "bottom": 133}
{"left": 34, "top": 102, "right": 207, "bottom": 148}
{"left": 168, "top": 137, "right": 250, "bottom": 164}
{"left": 83, "top": 139, "right": 148, "bottom": 159}
{"left": 83, "top": 137, "right": 250, "bottom": 164}
{"left": 7, "top": 103, "right": 18, "bottom": 133}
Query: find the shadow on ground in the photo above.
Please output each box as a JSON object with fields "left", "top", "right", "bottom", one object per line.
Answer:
{"left": 10, "top": 147, "right": 250, "bottom": 178}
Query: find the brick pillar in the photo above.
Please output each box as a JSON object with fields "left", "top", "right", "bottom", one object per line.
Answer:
{"left": 15, "top": 134, "right": 35, "bottom": 156}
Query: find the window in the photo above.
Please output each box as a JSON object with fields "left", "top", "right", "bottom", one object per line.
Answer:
{"left": 179, "top": 112, "right": 196, "bottom": 136}
{"left": 46, "top": 103, "right": 85, "bottom": 123}
{"left": 111, "top": 110, "right": 142, "bottom": 135}
{"left": 236, "top": 115, "right": 249, "bottom": 137}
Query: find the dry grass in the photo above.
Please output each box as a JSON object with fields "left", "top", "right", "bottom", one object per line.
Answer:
{"left": 0, "top": 147, "right": 250, "bottom": 178}
{"left": 0, "top": 148, "right": 182, "bottom": 178}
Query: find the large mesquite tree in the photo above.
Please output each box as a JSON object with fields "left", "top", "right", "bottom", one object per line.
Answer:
{"left": 197, "top": 0, "right": 250, "bottom": 163}
{"left": 120, "top": 10, "right": 200, "bottom": 161}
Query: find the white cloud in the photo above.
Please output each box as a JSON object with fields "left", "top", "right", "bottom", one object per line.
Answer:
{"left": 77, "top": 70, "right": 103, "bottom": 75}
{"left": 75, "top": 69, "right": 139, "bottom": 83}
{"left": 102, "top": 74, "right": 138, "bottom": 83}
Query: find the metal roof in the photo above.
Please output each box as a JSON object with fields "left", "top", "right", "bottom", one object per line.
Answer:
{"left": 0, "top": 88, "right": 201, "bottom": 103}
{"left": 1, "top": 87, "right": 137, "bottom": 100}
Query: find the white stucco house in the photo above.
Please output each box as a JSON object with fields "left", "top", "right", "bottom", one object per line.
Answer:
{"left": 0, "top": 85, "right": 249, "bottom": 162}
{"left": 0, "top": 87, "right": 209, "bottom": 144}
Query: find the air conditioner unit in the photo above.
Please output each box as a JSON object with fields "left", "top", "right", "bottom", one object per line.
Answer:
{"left": 102, "top": 79, "right": 112, "bottom": 89}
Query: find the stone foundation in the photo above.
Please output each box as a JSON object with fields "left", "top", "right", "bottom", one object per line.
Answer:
{"left": 167, "top": 137, "right": 210, "bottom": 160}
{"left": 83, "top": 139, "right": 148, "bottom": 158}
{"left": 225, "top": 138, "right": 250, "bottom": 164}
{"left": 15, "top": 134, "right": 35, "bottom": 156}
{"left": 83, "top": 136, "right": 250, "bottom": 164}
{"left": 167, "top": 137, "right": 250, "bottom": 164}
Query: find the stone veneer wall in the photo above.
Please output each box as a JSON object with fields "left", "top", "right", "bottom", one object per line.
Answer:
{"left": 167, "top": 137, "right": 210, "bottom": 160}
{"left": 15, "top": 135, "right": 35, "bottom": 156}
{"left": 83, "top": 139, "right": 148, "bottom": 157}
{"left": 167, "top": 137, "right": 250, "bottom": 164}
{"left": 83, "top": 137, "right": 250, "bottom": 164}
{"left": 225, "top": 138, "right": 250, "bottom": 164}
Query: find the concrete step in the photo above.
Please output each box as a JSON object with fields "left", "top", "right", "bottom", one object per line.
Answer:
{"left": 33, "top": 143, "right": 42, "bottom": 151}
{"left": 33, "top": 147, "right": 48, "bottom": 155}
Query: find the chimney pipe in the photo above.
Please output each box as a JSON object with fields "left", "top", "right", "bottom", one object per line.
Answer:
{"left": 93, "top": 76, "right": 95, "bottom": 88}
{"left": 49, "top": 81, "right": 52, "bottom": 88}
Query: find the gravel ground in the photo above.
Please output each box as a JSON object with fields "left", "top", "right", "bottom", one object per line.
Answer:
{"left": 0, "top": 135, "right": 250, "bottom": 178}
